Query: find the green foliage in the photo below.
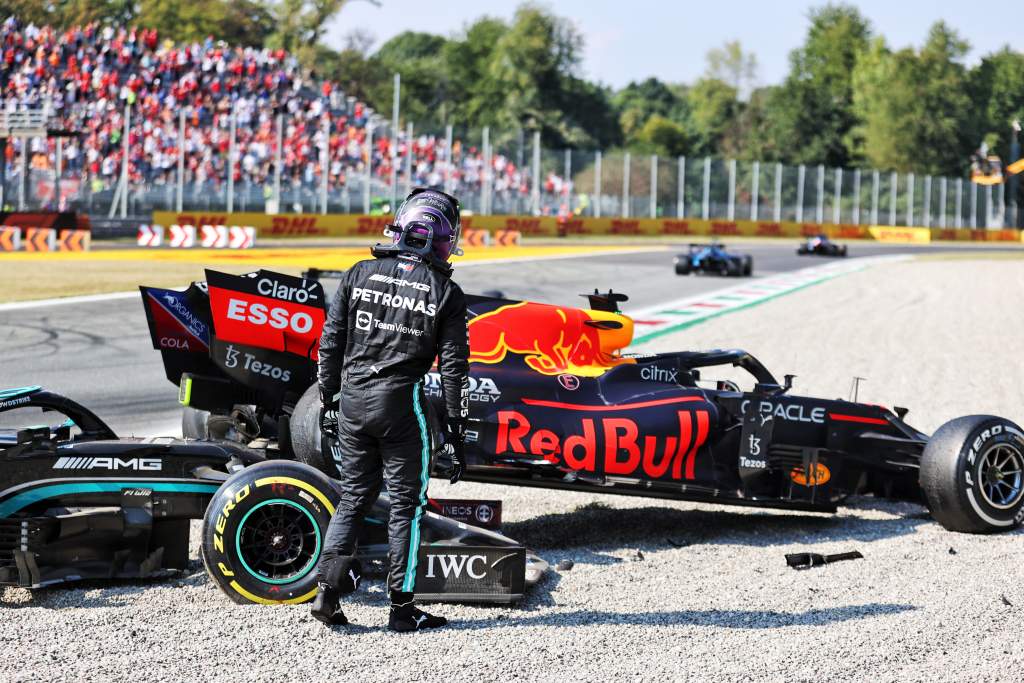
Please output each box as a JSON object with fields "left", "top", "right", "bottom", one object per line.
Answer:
{"left": 969, "top": 48, "right": 1024, "bottom": 159}
{"left": 138, "top": 0, "right": 276, "bottom": 46}
{"left": 852, "top": 22, "right": 973, "bottom": 175}
{"left": 761, "top": 3, "right": 872, "bottom": 166}
{"left": 635, "top": 115, "right": 690, "bottom": 157}
{"left": 5, "top": 0, "right": 1024, "bottom": 179}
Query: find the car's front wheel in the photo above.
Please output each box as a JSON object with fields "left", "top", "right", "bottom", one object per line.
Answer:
{"left": 920, "top": 415, "right": 1024, "bottom": 533}
{"left": 201, "top": 460, "right": 338, "bottom": 604}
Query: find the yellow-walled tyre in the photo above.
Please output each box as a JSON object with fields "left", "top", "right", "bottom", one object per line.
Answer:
{"left": 201, "top": 460, "right": 339, "bottom": 605}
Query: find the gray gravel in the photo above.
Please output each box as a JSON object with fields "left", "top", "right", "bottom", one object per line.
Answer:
{"left": 4, "top": 257, "right": 1024, "bottom": 682}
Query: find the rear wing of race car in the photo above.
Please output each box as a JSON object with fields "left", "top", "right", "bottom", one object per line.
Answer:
{"left": 140, "top": 270, "right": 327, "bottom": 417}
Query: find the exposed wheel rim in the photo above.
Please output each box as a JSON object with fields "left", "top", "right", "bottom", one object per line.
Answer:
{"left": 976, "top": 443, "right": 1024, "bottom": 510}
{"left": 236, "top": 499, "right": 321, "bottom": 584}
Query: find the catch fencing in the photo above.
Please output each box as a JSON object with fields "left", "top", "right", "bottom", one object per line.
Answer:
{"left": 1, "top": 104, "right": 1018, "bottom": 230}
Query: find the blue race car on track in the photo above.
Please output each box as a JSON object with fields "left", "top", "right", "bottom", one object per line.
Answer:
{"left": 674, "top": 243, "right": 753, "bottom": 277}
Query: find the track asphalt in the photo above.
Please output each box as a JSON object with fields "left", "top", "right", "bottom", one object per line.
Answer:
{"left": 0, "top": 240, "right": 1016, "bottom": 434}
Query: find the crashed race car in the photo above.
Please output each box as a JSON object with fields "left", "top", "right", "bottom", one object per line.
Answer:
{"left": 143, "top": 268, "right": 1024, "bottom": 555}
{"left": 675, "top": 243, "right": 753, "bottom": 276}
{"left": 798, "top": 234, "right": 848, "bottom": 257}
{"left": 0, "top": 386, "right": 544, "bottom": 603}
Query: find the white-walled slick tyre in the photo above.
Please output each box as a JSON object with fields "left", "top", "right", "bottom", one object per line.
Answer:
{"left": 920, "top": 415, "right": 1024, "bottom": 533}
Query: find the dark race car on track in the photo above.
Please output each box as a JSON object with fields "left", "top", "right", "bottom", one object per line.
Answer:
{"left": 675, "top": 243, "right": 753, "bottom": 277}
{"left": 0, "top": 386, "right": 544, "bottom": 603}
{"left": 137, "top": 268, "right": 1024, "bottom": 605}
{"left": 798, "top": 234, "right": 848, "bottom": 257}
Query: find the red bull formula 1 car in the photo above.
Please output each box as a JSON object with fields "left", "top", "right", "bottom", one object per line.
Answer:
{"left": 137, "top": 268, "right": 1024, "bottom": 604}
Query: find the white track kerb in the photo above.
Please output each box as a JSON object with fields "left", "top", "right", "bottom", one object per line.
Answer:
{"left": 629, "top": 255, "right": 911, "bottom": 346}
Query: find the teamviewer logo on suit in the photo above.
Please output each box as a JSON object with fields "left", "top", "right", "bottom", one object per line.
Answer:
{"left": 356, "top": 311, "right": 373, "bottom": 331}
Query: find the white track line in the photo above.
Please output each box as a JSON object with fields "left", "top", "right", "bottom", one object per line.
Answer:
{"left": 0, "top": 247, "right": 667, "bottom": 311}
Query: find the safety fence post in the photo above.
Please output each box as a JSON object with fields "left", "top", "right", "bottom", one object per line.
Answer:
{"left": 726, "top": 159, "right": 736, "bottom": 220}
{"left": 676, "top": 156, "right": 685, "bottom": 218}
{"left": 852, "top": 168, "right": 861, "bottom": 225}
{"left": 939, "top": 177, "right": 947, "bottom": 227}
{"left": 906, "top": 172, "right": 915, "bottom": 227}
{"left": 750, "top": 160, "right": 759, "bottom": 221}
{"left": 832, "top": 167, "right": 842, "bottom": 224}
{"left": 227, "top": 106, "right": 236, "bottom": 213}
{"left": 815, "top": 164, "right": 824, "bottom": 224}
{"left": 594, "top": 150, "right": 602, "bottom": 217}
{"left": 923, "top": 176, "right": 931, "bottom": 227}
{"left": 649, "top": 154, "right": 657, "bottom": 218}
{"left": 701, "top": 157, "right": 711, "bottom": 219}
{"left": 889, "top": 172, "right": 897, "bottom": 226}
{"left": 795, "top": 165, "right": 805, "bottom": 223}
{"left": 564, "top": 148, "right": 572, "bottom": 216}
{"left": 531, "top": 131, "right": 541, "bottom": 215}
{"left": 390, "top": 72, "right": 400, "bottom": 211}
{"left": 622, "top": 152, "right": 631, "bottom": 218}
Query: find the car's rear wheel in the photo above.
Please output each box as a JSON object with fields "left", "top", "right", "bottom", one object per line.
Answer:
{"left": 290, "top": 383, "right": 341, "bottom": 478}
{"left": 201, "top": 460, "right": 338, "bottom": 604}
{"left": 742, "top": 256, "right": 753, "bottom": 276}
{"left": 920, "top": 415, "right": 1024, "bottom": 533}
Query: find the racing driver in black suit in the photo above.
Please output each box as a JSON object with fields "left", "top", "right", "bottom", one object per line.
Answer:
{"left": 312, "top": 188, "right": 469, "bottom": 632}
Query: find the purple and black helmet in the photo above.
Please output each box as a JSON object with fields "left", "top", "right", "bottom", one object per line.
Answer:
{"left": 390, "top": 188, "right": 462, "bottom": 261}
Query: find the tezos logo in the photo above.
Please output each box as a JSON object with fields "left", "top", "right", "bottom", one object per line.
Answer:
{"left": 740, "top": 455, "right": 767, "bottom": 469}
{"left": 424, "top": 553, "right": 488, "bottom": 580}
{"left": 53, "top": 456, "right": 162, "bottom": 471}
{"left": 356, "top": 310, "right": 373, "bottom": 331}
{"left": 223, "top": 344, "right": 292, "bottom": 382}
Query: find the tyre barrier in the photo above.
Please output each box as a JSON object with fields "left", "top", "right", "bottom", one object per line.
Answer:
{"left": 24, "top": 228, "right": 56, "bottom": 252}
{"left": 143, "top": 224, "right": 256, "bottom": 249}
{"left": 57, "top": 229, "right": 91, "bottom": 252}
{"left": 137, "top": 224, "right": 163, "bottom": 247}
{"left": 462, "top": 228, "right": 490, "bottom": 247}
{"left": 494, "top": 229, "right": 522, "bottom": 247}
{"left": 0, "top": 226, "right": 20, "bottom": 251}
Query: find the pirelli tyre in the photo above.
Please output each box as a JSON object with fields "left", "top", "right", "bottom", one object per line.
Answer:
{"left": 289, "top": 383, "right": 341, "bottom": 478}
{"left": 920, "top": 415, "right": 1024, "bottom": 533}
{"left": 674, "top": 259, "right": 691, "bottom": 275}
{"left": 742, "top": 255, "right": 753, "bottom": 276}
{"left": 201, "top": 460, "right": 339, "bottom": 604}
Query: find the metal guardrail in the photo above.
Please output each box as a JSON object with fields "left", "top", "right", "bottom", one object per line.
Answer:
{"left": 0, "top": 109, "right": 50, "bottom": 137}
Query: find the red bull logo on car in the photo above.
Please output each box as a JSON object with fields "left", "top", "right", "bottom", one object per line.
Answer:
{"left": 495, "top": 396, "right": 712, "bottom": 481}
{"left": 468, "top": 301, "right": 635, "bottom": 377}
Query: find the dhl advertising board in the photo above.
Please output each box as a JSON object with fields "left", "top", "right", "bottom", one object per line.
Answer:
{"left": 154, "top": 211, "right": 1018, "bottom": 243}
{"left": 153, "top": 212, "right": 562, "bottom": 238}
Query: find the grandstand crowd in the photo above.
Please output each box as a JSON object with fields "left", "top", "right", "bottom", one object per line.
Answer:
{"left": 0, "top": 17, "right": 570, "bottom": 208}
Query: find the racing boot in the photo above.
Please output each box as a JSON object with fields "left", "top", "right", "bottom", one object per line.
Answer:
{"left": 388, "top": 590, "right": 447, "bottom": 633}
{"left": 310, "top": 556, "right": 362, "bottom": 627}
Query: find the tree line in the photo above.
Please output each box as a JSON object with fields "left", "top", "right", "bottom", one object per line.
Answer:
{"left": 6, "top": 1, "right": 1024, "bottom": 177}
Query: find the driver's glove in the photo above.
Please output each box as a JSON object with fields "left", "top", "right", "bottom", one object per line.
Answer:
{"left": 319, "top": 388, "right": 340, "bottom": 440}
{"left": 439, "top": 417, "right": 467, "bottom": 484}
